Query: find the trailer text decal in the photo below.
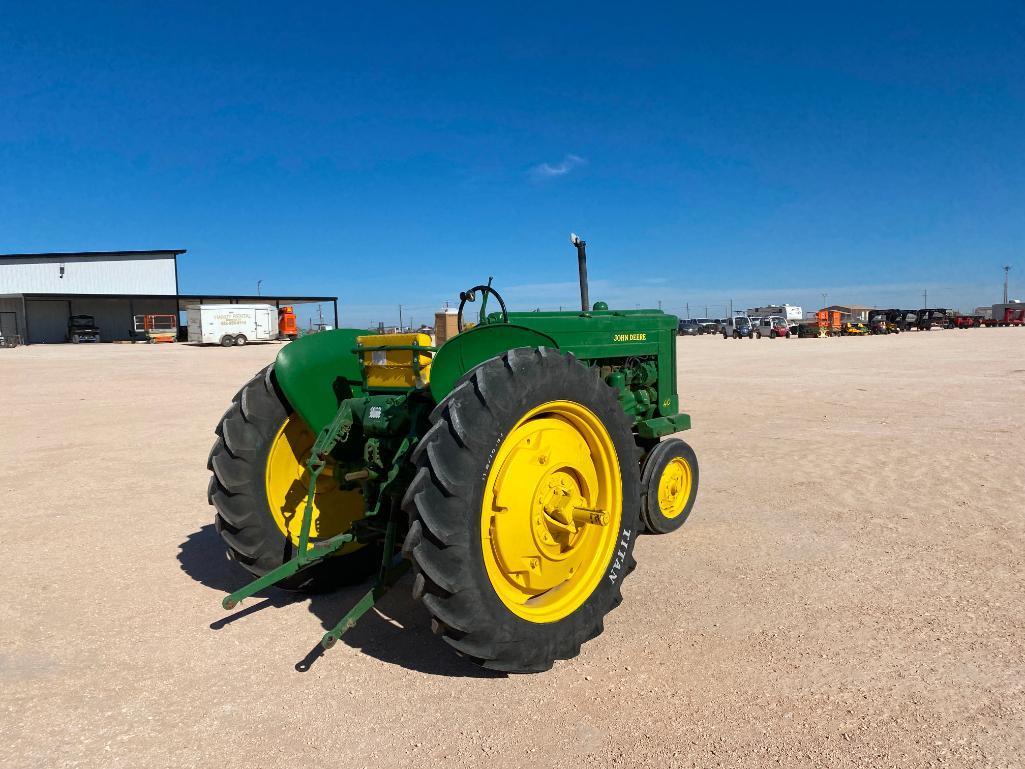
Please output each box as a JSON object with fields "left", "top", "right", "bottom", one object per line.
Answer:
{"left": 613, "top": 333, "right": 646, "bottom": 342}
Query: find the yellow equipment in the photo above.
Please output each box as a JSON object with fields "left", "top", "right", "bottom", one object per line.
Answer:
{"left": 356, "top": 333, "right": 433, "bottom": 388}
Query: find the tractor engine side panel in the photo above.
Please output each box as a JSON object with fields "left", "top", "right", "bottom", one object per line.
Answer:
{"left": 500, "top": 310, "right": 680, "bottom": 419}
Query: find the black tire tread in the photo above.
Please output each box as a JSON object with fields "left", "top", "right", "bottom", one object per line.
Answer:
{"left": 208, "top": 365, "right": 378, "bottom": 591}
{"left": 639, "top": 438, "right": 700, "bottom": 534}
{"left": 402, "top": 347, "right": 641, "bottom": 672}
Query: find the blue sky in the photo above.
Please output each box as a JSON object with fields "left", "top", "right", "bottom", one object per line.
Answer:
{"left": 2, "top": 2, "right": 1022, "bottom": 324}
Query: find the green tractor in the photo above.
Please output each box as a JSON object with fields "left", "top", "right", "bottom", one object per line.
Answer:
{"left": 209, "top": 236, "right": 698, "bottom": 672}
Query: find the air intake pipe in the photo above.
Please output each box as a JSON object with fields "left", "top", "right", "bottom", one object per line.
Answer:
{"left": 570, "top": 233, "right": 589, "bottom": 312}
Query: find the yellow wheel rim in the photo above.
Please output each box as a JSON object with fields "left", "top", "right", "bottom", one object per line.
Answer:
{"left": 480, "top": 400, "right": 622, "bottom": 623}
{"left": 657, "top": 456, "right": 692, "bottom": 519}
{"left": 265, "top": 414, "right": 365, "bottom": 555}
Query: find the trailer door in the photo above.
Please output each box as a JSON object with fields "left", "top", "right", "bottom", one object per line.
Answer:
{"left": 255, "top": 308, "right": 274, "bottom": 340}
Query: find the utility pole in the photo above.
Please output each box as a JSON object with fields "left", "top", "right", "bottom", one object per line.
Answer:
{"left": 658, "top": 299, "right": 662, "bottom": 311}
{"left": 922, "top": 290, "right": 927, "bottom": 308}
{"left": 729, "top": 299, "right": 733, "bottom": 317}
{"left": 1004, "top": 265, "right": 1011, "bottom": 304}
{"left": 821, "top": 292, "right": 827, "bottom": 308}
{"left": 257, "top": 280, "right": 263, "bottom": 296}
{"left": 703, "top": 304, "right": 707, "bottom": 317}
{"left": 686, "top": 302, "right": 690, "bottom": 319}
{"left": 398, "top": 304, "right": 404, "bottom": 332}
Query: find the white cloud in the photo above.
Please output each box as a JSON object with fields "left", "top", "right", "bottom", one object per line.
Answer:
{"left": 529, "top": 154, "right": 586, "bottom": 180}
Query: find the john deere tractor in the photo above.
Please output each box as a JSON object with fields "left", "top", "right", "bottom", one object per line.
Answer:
{"left": 208, "top": 237, "right": 698, "bottom": 672}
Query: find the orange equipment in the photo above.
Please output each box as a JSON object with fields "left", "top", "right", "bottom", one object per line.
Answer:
{"left": 278, "top": 306, "right": 299, "bottom": 340}
{"left": 815, "top": 310, "right": 842, "bottom": 337}
{"left": 134, "top": 314, "right": 178, "bottom": 343}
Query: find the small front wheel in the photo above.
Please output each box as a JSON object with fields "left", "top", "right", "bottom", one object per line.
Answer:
{"left": 640, "top": 439, "right": 699, "bottom": 534}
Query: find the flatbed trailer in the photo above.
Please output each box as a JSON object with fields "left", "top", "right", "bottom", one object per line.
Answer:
{"left": 890, "top": 310, "right": 916, "bottom": 332}
{"left": 916, "top": 308, "right": 951, "bottom": 331}
{"left": 979, "top": 308, "right": 1025, "bottom": 327}
{"left": 951, "top": 314, "right": 983, "bottom": 329}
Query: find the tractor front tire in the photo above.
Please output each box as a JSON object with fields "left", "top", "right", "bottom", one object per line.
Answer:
{"left": 208, "top": 366, "right": 379, "bottom": 591}
{"left": 640, "top": 439, "right": 699, "bottom": 534}
{"left": 403, "top": 348, "right": 640, "bottom": 673}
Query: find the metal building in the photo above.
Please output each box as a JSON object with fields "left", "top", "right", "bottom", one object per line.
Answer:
{"left": 824, "top": 304, "right": 874, "bottom": 322}
{"left": 0, "top": 249, "right": 338, "bottom": 344}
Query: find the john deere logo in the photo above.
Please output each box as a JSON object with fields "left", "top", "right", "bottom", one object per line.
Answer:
{"left": 613, "top": 333, "right": 646, "bottom": 342}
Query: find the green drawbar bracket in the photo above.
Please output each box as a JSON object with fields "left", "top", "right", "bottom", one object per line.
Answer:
{"left": 636, "top": 412, "right": 692, "bottom": 440}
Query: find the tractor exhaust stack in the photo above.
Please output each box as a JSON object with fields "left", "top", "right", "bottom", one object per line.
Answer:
{"left": 571, "top": 233, "right": 589, "bottom": 312}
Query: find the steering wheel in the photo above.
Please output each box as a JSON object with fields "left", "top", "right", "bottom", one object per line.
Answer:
{"left": 457, "top": 280, "right": 509, "bottom": 332}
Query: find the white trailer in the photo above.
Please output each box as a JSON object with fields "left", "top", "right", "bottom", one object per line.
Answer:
{"left": 186, "top": 304, "right": 279, "bottom": 346}
{"left": 747, "top": 304, "right": 803, "bottom": 321}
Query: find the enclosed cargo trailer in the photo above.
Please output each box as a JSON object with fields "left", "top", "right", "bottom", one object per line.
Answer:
{"left": 187, "top": 304, "right": 279, "bottom": 346}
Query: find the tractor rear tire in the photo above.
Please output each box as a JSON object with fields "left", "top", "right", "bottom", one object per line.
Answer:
{"left": 208, "top": 365, "right": 379, "bottom": 591}
{"left": 640, "top": 439, "right": 699, "bottom": 534}
{"left": 402, "top": 347, "right": 640, "bottom": 673}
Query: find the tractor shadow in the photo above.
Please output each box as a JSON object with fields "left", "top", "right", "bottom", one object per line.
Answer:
{"left": 177, "top": 525, "right": 503, "bottom": 679}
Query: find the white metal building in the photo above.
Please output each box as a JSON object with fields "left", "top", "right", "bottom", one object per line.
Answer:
{"left": 0, "top": 250, "right": 182, "bottom": 343}
{"left": 0, "top": 249, "right": 338, "bottom": 344}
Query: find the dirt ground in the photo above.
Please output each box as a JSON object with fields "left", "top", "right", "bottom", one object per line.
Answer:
{"left": 2, "top": 330, "right": 1023, "bottom": 768}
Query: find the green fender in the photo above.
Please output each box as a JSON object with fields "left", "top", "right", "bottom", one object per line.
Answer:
{"left": 273, "top": 324, "right": 559, "bottom": 433}
{"left": 429, "top": 323, "right": 559, "bottom": 402}
{"left": 273, "top": 329, "right": 365, "bottom": 434}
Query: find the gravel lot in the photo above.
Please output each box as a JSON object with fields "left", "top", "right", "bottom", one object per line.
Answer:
{"left": 2, "top": 330, "right": 1024, "bottom": 768}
